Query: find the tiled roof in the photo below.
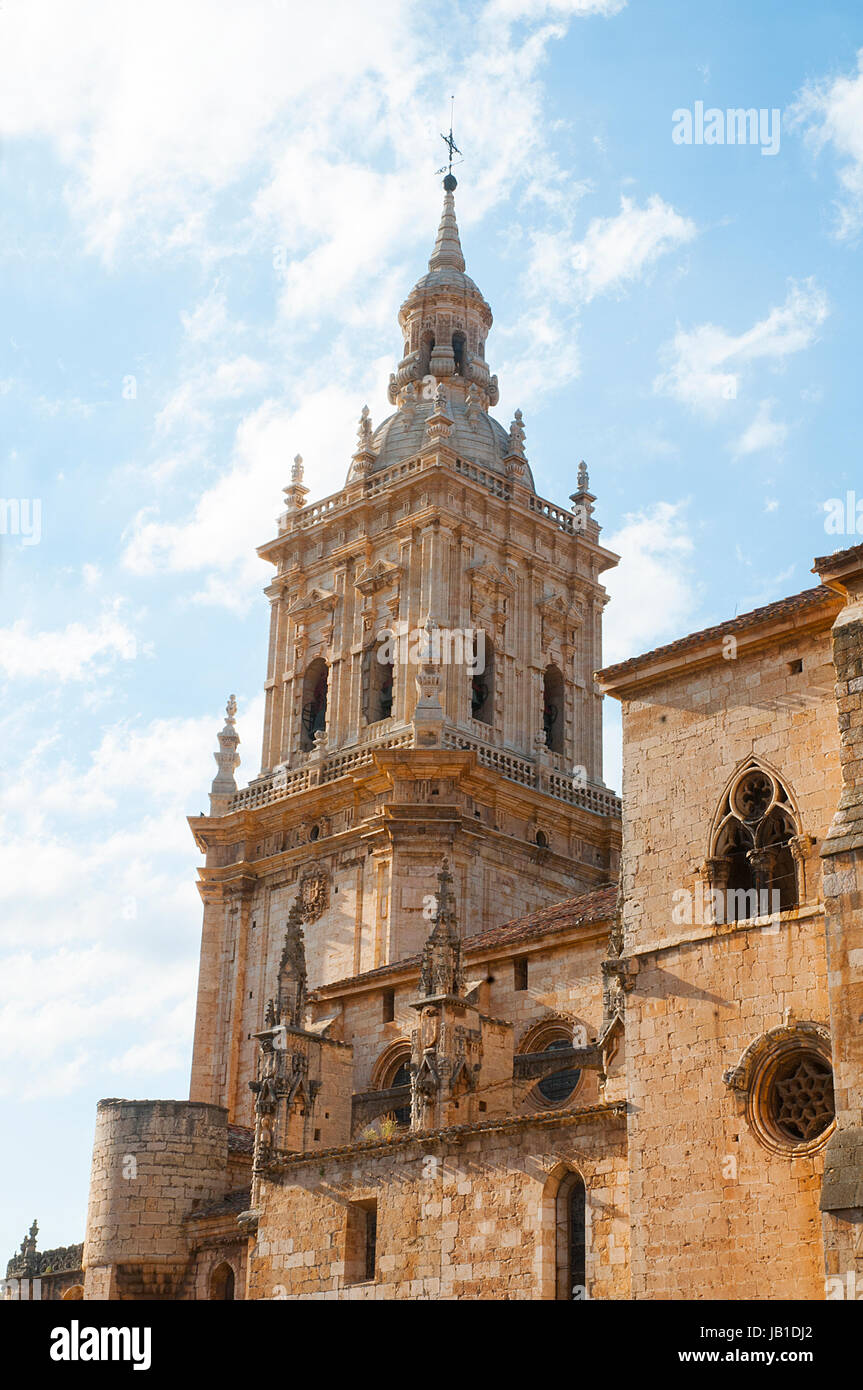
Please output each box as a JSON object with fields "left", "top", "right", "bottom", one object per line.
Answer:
{"left": 187, "top": 1187, "right": 251, "bottom": 1221}
{"left": 597, "top": 586, "right": 838, "bottom": 685}
{"left": 310, "top": 883, "right": 617, "bottom": 997}
{"left": 812, "top": 540, "right": 863, "bottom": 574}
{"left": 227, "top": 1123, "right": 254, "bottom": 1155}
{"left": 461, "top": 883, "right": 616, "bottom": 953}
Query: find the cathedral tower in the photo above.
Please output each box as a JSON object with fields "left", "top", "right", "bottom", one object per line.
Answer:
{"left": 187, "top": 175, "right": 621, "bottom": 1125}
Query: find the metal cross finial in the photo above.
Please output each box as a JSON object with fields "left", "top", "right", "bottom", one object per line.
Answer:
{"left": 436, "top": 96, "right": 462, "bottom": 179}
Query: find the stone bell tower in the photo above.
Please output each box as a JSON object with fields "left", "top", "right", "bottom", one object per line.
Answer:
{"left": 187, "top": 173, "right": 622, "bottom": 1128}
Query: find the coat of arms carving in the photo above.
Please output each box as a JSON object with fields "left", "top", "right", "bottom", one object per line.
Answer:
{"left": 298, "top": 869, "right": 330, "bottom": 922}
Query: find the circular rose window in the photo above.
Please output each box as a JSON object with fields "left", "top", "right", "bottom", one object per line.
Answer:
{"left": 768, "top": 1052, "right": 834, "bottom": 1144}
{"left": 748, "top": 1039, "right": 835, "bottom": 1154}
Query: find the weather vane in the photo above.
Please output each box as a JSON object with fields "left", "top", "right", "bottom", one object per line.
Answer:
{"left": 436, "top": 96, "right": 463, "bottom": 181}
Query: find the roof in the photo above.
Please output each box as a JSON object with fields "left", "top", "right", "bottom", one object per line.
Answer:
{"left": 597, "top": 585, "right": 839, "bottom": 687}
{"left": 310, "top": 883, "right": 617, "bottom": 998}
{"left": 812, "top": 540, "right": 863, "bottom": 580}
{"left": 369, "top": 396, "right": 514, "bottom": 479}
{"left": 227, "top": 1124, "right": 254, "bottom": 1155}
{"left": 187, "top": 1187, "right": 251, "bottom": 1222}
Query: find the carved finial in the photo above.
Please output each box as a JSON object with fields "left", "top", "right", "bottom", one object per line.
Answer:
{"left": 418, "top": 858, "right": 464, "bottom": 998}
{"left": 357, "top": 404, "right": 373, "bottom": 450}
{"left": 283, "top": 455, "right": 309, "bottom": 514}
{"left": 569, "top": 459, "right": 596, "bottom": 529}
{"left": 211, "top": 695, "right": 241, "bottom": 805}
{"left": 350, "top": 404, "right": 378, "bottom": 477}
{"left": 436, "top": 857, "right": 454, "bottom": 915}
{"left": 423, "top": 384, "right": 453, "bottom": 446}
{"left": 508, "top": 408, "right": 526, "bottom": 457}
{"left": 274, "top": 896, "right": 308, "bottom": 1028}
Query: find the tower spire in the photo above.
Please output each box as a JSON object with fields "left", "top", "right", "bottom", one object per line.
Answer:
{"left": 418, "top": 859, "right": 465, "bottom": 999}
{"left": 430, "top": 103, "right": 465, "bottom": 272}
{"left": 428, "top": 180, "right": 465, "bottom": 273}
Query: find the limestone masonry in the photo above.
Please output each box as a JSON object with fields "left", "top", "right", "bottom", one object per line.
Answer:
{"left": 14, "top": 178, "right": 862, "bottom": 1301}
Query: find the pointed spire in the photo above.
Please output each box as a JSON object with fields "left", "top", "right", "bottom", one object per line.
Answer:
{"left": 275, "top": 896, "right": 308, "bottom": 1028}
{"left": 429, "top": 177, "right": 465, "bottom": 273}
{"left": 419, "top": 858, "right": 465, "bottom": 998}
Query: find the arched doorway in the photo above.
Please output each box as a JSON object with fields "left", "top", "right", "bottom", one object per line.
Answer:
{"left": 210, "top": 1262, "right": 235, "bottom": 1301}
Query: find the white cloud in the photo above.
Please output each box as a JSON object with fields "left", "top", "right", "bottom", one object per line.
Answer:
{"left": 0, "top": 603, "right": 138, "bottom": 682}
{"left": 599, "top": 500, "right": 699, "bottom": 794}
{"left": 499, "top": 195, "right": 694, "bottom": 412}
{"left": 792, "top": 50, "right": 863, "bottom": 239}
{"left": 485, "top": 0, "right": 626, "bottom": 17}
{"left": 531, "top": 194, "right": 695, "bottom": 304}
{"left": 654, "top": 279, "right": 829, "bottom": 416}
{"left": 0, "top": 0, "right": 624, "bottom": 268}
{"left": 734, "top": 398, "right": 789, "bottom": 457}
{"left": 602, "top": 501, "right": 700, "bottom": 667}
{"left": 155, "top": 354, "right": 271, "bottom": 436}
{"left": 122, "top": 370, "right": 392, "bottom": 604}
{"left": 0, "top": 693, "right": 264, "bottom": 1098}
{"left": 0, "top": 1, "right": 414, "bottom": 262}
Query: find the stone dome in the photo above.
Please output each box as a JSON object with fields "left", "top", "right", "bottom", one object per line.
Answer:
{"left": 371, "top": 394, "right": 524, "bottom": 481}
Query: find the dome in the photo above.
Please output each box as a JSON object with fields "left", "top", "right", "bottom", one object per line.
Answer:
{"left": 370, "top": 394, "right": 535, "bottom": 489}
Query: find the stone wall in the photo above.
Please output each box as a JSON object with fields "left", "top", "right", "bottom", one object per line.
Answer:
{"left": 247, "top": 1109, "right": 628, "bottom": 1300}
{"left": 609, "top": 615, "right": 842, "bottom": 1299}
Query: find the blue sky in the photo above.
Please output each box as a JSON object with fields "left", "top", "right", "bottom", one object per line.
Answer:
{"left": 2, "top": 0, "right": 863, "bottom": 1257}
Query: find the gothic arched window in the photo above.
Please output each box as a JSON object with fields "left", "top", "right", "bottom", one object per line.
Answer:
{"left": 543, "top": 664, "right": 564, "bottom": 753}
{"left": 300, "top": 658, "right": 328, "bottom": 751}
{"left": 373, "top": 1044, "right": 412, "bottom": 1128}
{"left": 471, "top": 634, "right": 494, "bottom": 725}
{"left": 710, "top": 764, "right": 799, "bottom": 918}
{"left": 555, "top": 1171, "right": 586, "bottom": 1300}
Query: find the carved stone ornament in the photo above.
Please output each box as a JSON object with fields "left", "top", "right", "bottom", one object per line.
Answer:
{"left": 299, "top": 868, "right": 330, "bottom": 923}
